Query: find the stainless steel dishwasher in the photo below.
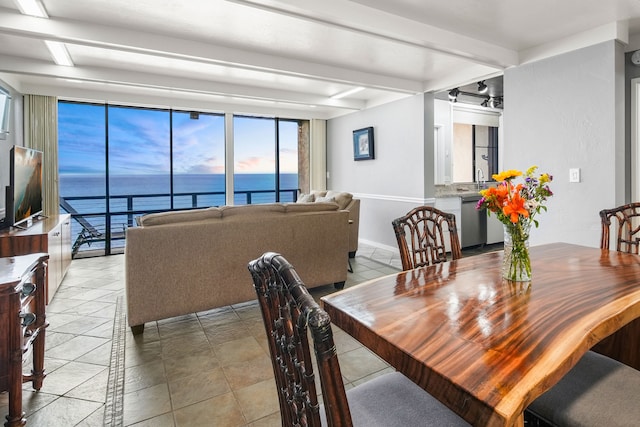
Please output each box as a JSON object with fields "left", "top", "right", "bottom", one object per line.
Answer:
{"left": 461, "top": 195, "right": 487, "bottom": 248}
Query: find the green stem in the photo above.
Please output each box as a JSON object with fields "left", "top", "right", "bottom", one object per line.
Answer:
{"left": 505, "top": 222, "right": 531, "bottom": 281}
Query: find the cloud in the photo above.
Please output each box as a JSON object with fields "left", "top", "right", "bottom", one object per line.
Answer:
{"left": 235, "top": 156, "right": 276, "bottom": 173}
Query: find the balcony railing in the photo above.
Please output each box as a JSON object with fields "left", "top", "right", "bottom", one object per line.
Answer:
{"left": 60, "top": 188, "right": 299, "bottom": 257}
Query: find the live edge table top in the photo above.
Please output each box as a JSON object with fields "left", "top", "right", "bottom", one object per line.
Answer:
{"left": 321, "top": 243, "right": 640, "bottom": 427}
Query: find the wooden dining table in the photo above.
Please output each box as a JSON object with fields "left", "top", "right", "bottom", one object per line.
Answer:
{"left": 320, "top": 243, "right": 640, "bottom": 427}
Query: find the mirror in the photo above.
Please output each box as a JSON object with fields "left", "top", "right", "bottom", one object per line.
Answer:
{"left": 434, "top": 75, "right": 503, "bottom": 185}
{"left": 452, "top": 123, "right": 498, "bottom": 183}
{"left": 433, "top": 101, "right": 502, "bottom": 185}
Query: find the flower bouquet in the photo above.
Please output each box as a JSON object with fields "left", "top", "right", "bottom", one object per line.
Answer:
{"left": 476, "top": 166, "right": 553, "bottom": 281}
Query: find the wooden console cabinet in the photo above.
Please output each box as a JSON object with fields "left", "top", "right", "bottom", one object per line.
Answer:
{"left": 0, "top": 253, "right": 48, "bottom": 427}
{"left": 0, "top": 215, "right": 71, "bottom": 303}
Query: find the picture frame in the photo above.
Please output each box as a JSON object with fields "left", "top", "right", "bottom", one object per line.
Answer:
{"left": 353, "top": 127, "right": 375, "bottom": 160}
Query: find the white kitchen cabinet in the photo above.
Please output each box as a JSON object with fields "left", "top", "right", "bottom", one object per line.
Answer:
{"left": 434, "top": 197, "right": 462, "bottom": 253}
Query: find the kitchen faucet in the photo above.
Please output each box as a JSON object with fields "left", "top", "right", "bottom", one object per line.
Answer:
{"left": 476, "top": 168, "right": 485, "bottom": 189}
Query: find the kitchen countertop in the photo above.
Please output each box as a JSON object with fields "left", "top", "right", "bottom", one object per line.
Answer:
{"left": 435, "top": 184, "right": 486, "bottom": 199}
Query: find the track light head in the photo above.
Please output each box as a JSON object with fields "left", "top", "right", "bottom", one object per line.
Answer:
{"left": 477, "top": 81, "right": 488, "bottom": 94}
{"left": 448, "top": 88, "right": 460, "bottom": 101}
{"left": 488, "top": 96, "right": 503, "bottom": 109}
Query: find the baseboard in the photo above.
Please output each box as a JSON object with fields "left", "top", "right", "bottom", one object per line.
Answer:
{"left": 359, "top": 238, "right": 398, "bottom": 253}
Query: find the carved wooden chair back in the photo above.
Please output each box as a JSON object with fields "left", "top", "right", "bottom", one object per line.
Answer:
{"left": 248, "top": 252, "right": 352, "bottom": 427}
{"left": 600, "top": 203, "right": 640, "bottom": 254}
{"left": 392, "top": 206, "right": 462, "bottom": 271}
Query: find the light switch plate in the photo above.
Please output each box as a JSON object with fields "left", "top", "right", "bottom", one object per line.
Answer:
{"left": 569, "top": 168, "right": 581, "bottom": 183}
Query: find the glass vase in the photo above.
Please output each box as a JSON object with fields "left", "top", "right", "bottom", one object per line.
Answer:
{"left": 502, "top": 222, "right": 531, "bottom": 282}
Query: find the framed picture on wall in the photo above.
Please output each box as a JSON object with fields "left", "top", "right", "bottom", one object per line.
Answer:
{"left": 353, "top": 127, "right": 374, "bottom": 160}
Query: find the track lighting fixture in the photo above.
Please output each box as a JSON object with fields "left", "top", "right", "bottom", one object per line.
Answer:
{"left": 448, "top": 88, "right": 459, "bottom": 102}
{"left": 445, "top": 86, "right": 502, "bottom": 108}
{"left": 488, "top": 96, "right": 503, "bottom": 109}
{"left": 477, "top": 81, "right": 488, "bottom": 94}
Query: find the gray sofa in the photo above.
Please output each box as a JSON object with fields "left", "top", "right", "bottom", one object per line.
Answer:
{"left": 125, "top": 202, "right": 350, "bottom": 334}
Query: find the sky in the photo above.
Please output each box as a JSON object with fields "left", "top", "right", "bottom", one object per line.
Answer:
{"left": 57, "top": 102, "right": 299, "bottom": 176}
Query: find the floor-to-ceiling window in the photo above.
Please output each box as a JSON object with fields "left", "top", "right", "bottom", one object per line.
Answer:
{"left": 59, "top": 101, "right": 305, "bottom": 257}
{"left": 173, "top": 111, "right": 226, "bottom": 208}
{"left": 278, "top": 119, "right": 300, "bottom": 201}
{"left": 108, "top": 106, "right": 171, "bottom": 246}
{"left": 58, "top": 102, "right": 108, "bottom": 256}
{"left": 232, "top": 116, "right": 299, "bottom": 205}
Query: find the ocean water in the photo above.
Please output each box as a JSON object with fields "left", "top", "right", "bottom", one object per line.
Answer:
{"left": 60, "top": 173, "right": 298, "bottom": 210}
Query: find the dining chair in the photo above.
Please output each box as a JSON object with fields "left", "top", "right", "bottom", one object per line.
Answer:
{"left": 392, "top": 205, "right": 462, "bottom": 271}
{"left": 248, "top": 252, "right": 470, "bottom": 427}
{"left": 526, "top": 203, "right": 640, "bottom": 426}
{"left": 599, "top": 202, "right": 640, "bottom": 253}
{"left": 526, "top": 350, "right": 640, "bottom": 426}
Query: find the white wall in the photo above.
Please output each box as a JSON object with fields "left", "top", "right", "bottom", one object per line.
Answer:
{"left": 0, "top": 78, "right": 22, "bottom": 218}
{"left": 327, "top": 93, "right": 431, "bottom": 250}
{"left": 504, "top": 40, "right": 625, "bottom": 248}
{"left": 329, "top": 41, "right": 625, "bottom": 252}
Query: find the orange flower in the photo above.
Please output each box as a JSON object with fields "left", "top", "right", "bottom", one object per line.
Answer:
{"left": 503, "top": 191, "right": 529, "bottom": 223}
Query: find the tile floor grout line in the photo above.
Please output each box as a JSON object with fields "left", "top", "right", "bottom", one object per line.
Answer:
{"left": 103, "top": 295, "right": 126, "bottom": 427}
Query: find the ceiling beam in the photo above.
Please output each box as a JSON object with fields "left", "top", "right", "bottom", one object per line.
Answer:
{"left": 0, "top": 8, "right": 424, "bottom": 94}
{"left": 226, "top": 0, "right": 518, "bottom": 68}
{"left": 0, "top": 55, "right": 367, "bottom": 109}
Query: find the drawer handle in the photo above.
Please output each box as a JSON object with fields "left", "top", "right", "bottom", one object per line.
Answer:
{"left": 21, "top": 282, "right": 36, "bottom": 297}
{"left": 20, "top": 313, "right": 36, "bottom": 327}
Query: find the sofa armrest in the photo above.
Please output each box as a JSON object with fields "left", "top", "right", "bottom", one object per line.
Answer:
{"left": 345, "top": 198, "right": 360, "bottom": 256}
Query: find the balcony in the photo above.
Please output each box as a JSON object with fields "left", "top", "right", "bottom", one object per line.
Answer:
{"left": 60, "top": 188, "right": 298, "bottom": 258}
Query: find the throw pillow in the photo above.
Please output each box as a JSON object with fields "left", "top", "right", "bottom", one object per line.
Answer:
{"left": 316, "top": 196, "right": 336, "bottom": 204}
{"left": 325, "top": 191, "right": 353, "bottom": 210}
{"left": 297, "top": 193, "right": 315, "bottom": 203}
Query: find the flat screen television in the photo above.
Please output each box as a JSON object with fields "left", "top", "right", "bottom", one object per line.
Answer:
{"left": 7, "top": 146, "right": 43, "bottom": 227}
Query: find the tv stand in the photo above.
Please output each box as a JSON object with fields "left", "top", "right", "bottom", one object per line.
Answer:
{"left": 0, "top": 215, "right": 71, "bottom": 303}
{"left": 11, "top": 222, "right": 28, "bottom": 231}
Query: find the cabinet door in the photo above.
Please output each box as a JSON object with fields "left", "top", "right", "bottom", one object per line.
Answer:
{"left": 47, "top": 224, "right": 62, "bottom": 303}
{"left": 434, "top": 197, "right": 462, "bottom": 253}
{"left": 486, "top": 214, "right": 504, "bottom": 244}
{"left": 60, "top": 216, "right": 72, "bottom": 277}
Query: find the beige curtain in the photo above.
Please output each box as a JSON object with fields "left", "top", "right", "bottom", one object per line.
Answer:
{"left": 24, "top": 95, "right": 58, "bottom": 217}
{"left": 310, "top": 118, "right": 326, "bottom": 191}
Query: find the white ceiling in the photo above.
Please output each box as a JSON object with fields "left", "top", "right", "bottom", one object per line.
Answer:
{"left": 1, "top": 0, "right": 640, "bottom": 119}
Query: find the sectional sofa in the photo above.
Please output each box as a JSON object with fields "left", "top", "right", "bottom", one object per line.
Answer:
{"left": 125, "top": 201, "right": 350, "bottom": 334}
{"left": 301, "top": 190, "right": 360, "bottom": 257}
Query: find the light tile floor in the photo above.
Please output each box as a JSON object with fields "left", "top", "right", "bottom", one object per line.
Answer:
{"left": 0, "top": 243, "right": 500, "bottom": 426}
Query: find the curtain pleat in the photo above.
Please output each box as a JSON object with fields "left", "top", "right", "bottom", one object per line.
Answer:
{"left": 24, "top": 95, "right": 58, "bottom": 217}
{"left": 310, "top": 119, "right": 326, "bottom": 191}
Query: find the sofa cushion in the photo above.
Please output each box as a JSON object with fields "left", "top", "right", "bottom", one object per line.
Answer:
{"left": 138, "top": 207, "right": 222, "bottom": 227}
{"left": 325, "top": 191, "right": 353, "bottom": 210}
{"left": 220, "top": 203, "right": 286, "bottom": 218}
{"left": 285, "top": 202, "right": 339, "bottom": 213}
{"left": 310, "top": 190, "right": 327, "bottom": 198}
{"left": 297, "top": 193, "right": 315, "bottom": 203}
